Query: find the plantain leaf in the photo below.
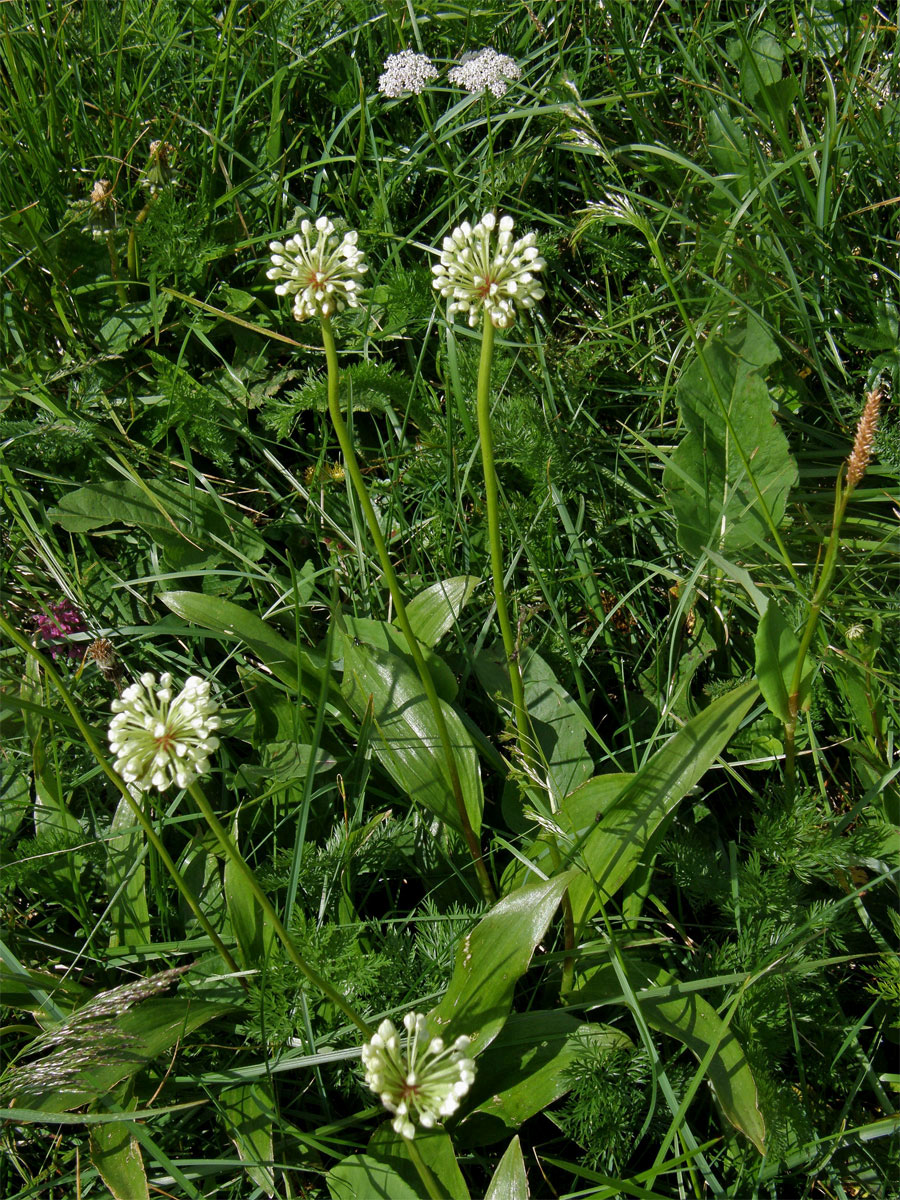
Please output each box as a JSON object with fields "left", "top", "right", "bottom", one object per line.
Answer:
{"left": 754, "top": 600, "right": 813, "bottom": 724}
{"left": 218, "top": 1081, "right": 277, "bottom": 1197}
{"left": 405, "top": 576, "right": 480, "bottom": 647}
{"left": 484, "top": 1136, "right": 529, "bottom": 1200}
{"left": 90, "top": 1116, "right": 149, "bottom": 1200}
{"left": 49, "top": 477, "right": 265, "bottom": 567}
{"left": 343, "top": 614, "right": 458, "bottom": 701}
{"left": 159, "top": 590, "right": 353, "bottom": 723}
{"left": 224, "top": 821, "right": 277, "bottom": 971}
{"left": 475, "top": 645, "right": 593, "bottom": 804}
{"left": 106, "top": 794, "right": 150, "bottom": 949}
{"left": 328, "top": 1128, "right": 468, "bottom": 1200}
{"left": 569, "top": 960, "right": 766, "bottom": 1153}
{"left": 663, "top": 318, "right": 796, "bottom": 556}
{"left": 458, "top": 1012, "right": 630, "bottom": 1147}
{"left": 429, "top": 870, "right": 577, "bottom": 1051}
{"left": 506, "top": 681, "right": 758, "bottom": 929}
{"left": 3, "top": 972, "right": 233, "bottom": 1112}
{"left": 340, "top": 633, "right": 483, "bottom": 836}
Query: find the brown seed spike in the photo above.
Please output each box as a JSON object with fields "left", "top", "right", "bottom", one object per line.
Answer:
{"left": 845, "top": 387, "right": 882, "bottom": 492}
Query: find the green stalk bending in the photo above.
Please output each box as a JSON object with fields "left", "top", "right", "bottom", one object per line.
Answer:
{"left": 784, "top": 474, "right": 850, "bottom": 786}
{"left": 0, "top": 615, "right": 240, "bottom": 978}
{"left": 405, "top": 1138, "right": 444, "bottom": 1200}
{"left": 187, "top": 781, "right": 372, "bottom": 1037}
{"left": 475, "top": 311, "right": 534, "bottom": 766}
{"left": 319, "top": 317, "right": 496, "bottom": 904}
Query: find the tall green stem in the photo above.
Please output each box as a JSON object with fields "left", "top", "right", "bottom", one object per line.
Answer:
{"left": 186, "top": 781, "right": 373, "bottom": 1037}
{"left": 319, "top": 318, "right": 495, "bottom": 903}
{"left": 475, "top": 311, "right": 533, "bottom": 763}
{"left": 405, "top": 1138, "right": 444, "bottom": 1200}
{"left": 784, "top": 476, "right": 850, "bottom": 785}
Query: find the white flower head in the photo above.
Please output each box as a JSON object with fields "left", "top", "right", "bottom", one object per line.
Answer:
{"left": 378, "top": 50, "right": 438, "bottom": 98}
{"left": 360, "top": 1013, "right": 475, "bottom": 1140}
{"left": 109, "top": 672, "right": 221, "bottom": 792}
{"left": 431, "top": 211, "right": 546, "bottom": 328}
{"left": 448, "top": 48, "right": 522, "bottom": 98}
{"left": 267, "top": 217, "right": 367, "bottom": 321}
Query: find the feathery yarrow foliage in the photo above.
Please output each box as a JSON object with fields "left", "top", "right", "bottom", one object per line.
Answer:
{"left": 378, "top": 50, "right": 438, "bottom": 97}
{"left": 361, "top": 1013, "right": 475, "bottom": 1140}
{"left": 268, "top": 218, "right": 367, "bottom": 321}
{"left": 448, "top": 48, "right": 521, "bottom": 97}
{"left": 432, "top": 212, "right": 546, "bottom": 328}
{"left": 108, "top": 672, "right": 220, "bottom": 792}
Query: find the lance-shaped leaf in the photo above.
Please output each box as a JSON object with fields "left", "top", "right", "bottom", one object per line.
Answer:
{"left": 429, "top": 871, "right": 577, "bottom": 1051}
{"left": 506, "top": 681, "right": 758, "bottom": 929}
{"left": 341, "top": 633, "right": 483, "bottom": 836}
{"left": 569, "top": 961, "right": 766, "bottom": 1153}
{"left": 663, "top": 318, "right": 797, "bottom": 556}
{"left": 484, "top": 1137, "right": 529, "bottom": 1200}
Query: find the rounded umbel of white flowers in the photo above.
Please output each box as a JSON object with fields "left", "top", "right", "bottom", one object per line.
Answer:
{"left": 378, "top": 50, "right": 438, "bottom": 97}
{"left": 361, "top": 1013, "right": 476, "bottom": 1140}
{"left": 431, "top": 212, "right": 546, "bottom": 329}
{"left": 268, "top": 217, "right": 367, "bottom": 321}
{"left": 109, "top": 672, "right": 221, "bottom": 792}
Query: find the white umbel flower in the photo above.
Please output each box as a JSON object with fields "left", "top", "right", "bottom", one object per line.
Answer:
{"left": 431, "top": 212, "right": 546, "bottom": 328}
{"left": 378, "top": 50, "right": 438, "bottom": 97}
{"left": 448, "top": 48, "right": 521, "bottom": 98}
{"left": 361, "top": 1013, "right": 475, "bottom": 1140}
{"left": 268, "top": 217, "right": 367, "bottom": 321}
{"left": 109, "top": 673, "right": 221, "bottom": 792}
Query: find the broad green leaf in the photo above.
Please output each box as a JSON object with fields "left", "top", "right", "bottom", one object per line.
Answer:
{"left": 754, "top": 601, "right": 813, "bottom": 724}
{"left": 663, "top": 319, "right": 797, "bottom": 556}
{"left": 508, "top": 681, "right": 758, "bottom": 928}
{"left": 405, "top": 576, "right": 480, "bottom": 647}
{"left": 476, "top": 646, "right": 593, "bottom": 804}
{"left": 484, "top": 1137, "right": 529, "bottom": 1200}
{"left": 328, "top": 1128, "right": 468, "bottom": 1200}
{"left": 570, "top": 961, "right": 766, "bottom": 1153}
{"left": 49, "top": 478, "right": 265, "bottom": 567}
{"left": 219, "top": 1082, "right": 277, "bottom": 1197}
{"left": 429, "top": 870, "right": 577, "bottom": 1051}
{"left": 327, "top": 1154, "right": 420, "bottom": 1200}
{"left": 4, "top": 983, "right": 234, "bottom": 1112}
{"left": 224, "top": 821, "right": 277, "bottom": 970}
{"left": 344, "top": 614, "right": 458, "bottom": 701}
{"left": 741, "top": 29, "right": 783, "bottom": 98}
{"left": 159, "top": 591, "right": 353, "bottom": 723}
{"left": 180, "top": 840, "right": 230, "bottom": 937}
{"left": 90, "top": 1117, "right": 149, "bottom": 1200}
{"left": 0, "top": 767, "right": 30, "bottom": 838}
{"left": 459, "top": 1012, "right": 629, "bottom": 1147}
{"left": 97, "top": 299, "right": 163, "bottom": 354}
{"left": 106, "top": 794, "right": 150, "bottom": 949}
{"left": 371, "top": 1126, "right": 469, "bottom": 1200}
{"left": 341, "top": 633, "right": 483, "bottom": 837}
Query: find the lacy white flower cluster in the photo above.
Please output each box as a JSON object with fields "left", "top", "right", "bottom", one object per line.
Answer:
{"left": 432, "top": 212, "right": 546, "bottom": 328}
{"left": 448, "top": 48, "right": 522, "bottom": 98}
{"left": 268, "top": 218, "right": 367, "bottom": 321}
{"left": 377, "top": 47, "right": 521, "bottom": 100}
{"left": 378, "top": 50, "right": 438, "bottom": 97}
{"left": 109, "top": 673, "right": 220, "bottom": 792}
{"left": 361, "top": 1013, "right": 475, "bottom": 1140}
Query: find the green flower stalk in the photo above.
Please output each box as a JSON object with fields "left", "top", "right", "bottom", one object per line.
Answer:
{"left": 784, "top": 385, "right": 884, "bottom": 784}
{"left": 432, "top": 212, "right": 546, "bottom": 765}
{"left": 268, "top": 219, "right": 495, "bottom": 903}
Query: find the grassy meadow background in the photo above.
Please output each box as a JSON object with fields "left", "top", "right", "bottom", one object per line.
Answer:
{"left": 1, "top": 1, "right": 899, "bottom": 1196}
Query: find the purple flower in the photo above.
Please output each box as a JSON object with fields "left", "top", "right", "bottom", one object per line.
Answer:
{"left": 33, "top": 599, "right": 87, "bottom": 660}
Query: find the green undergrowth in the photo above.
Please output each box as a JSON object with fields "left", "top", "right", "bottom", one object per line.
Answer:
{"left": 1, "top": 1, "right": 898, "bottom": 1197}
